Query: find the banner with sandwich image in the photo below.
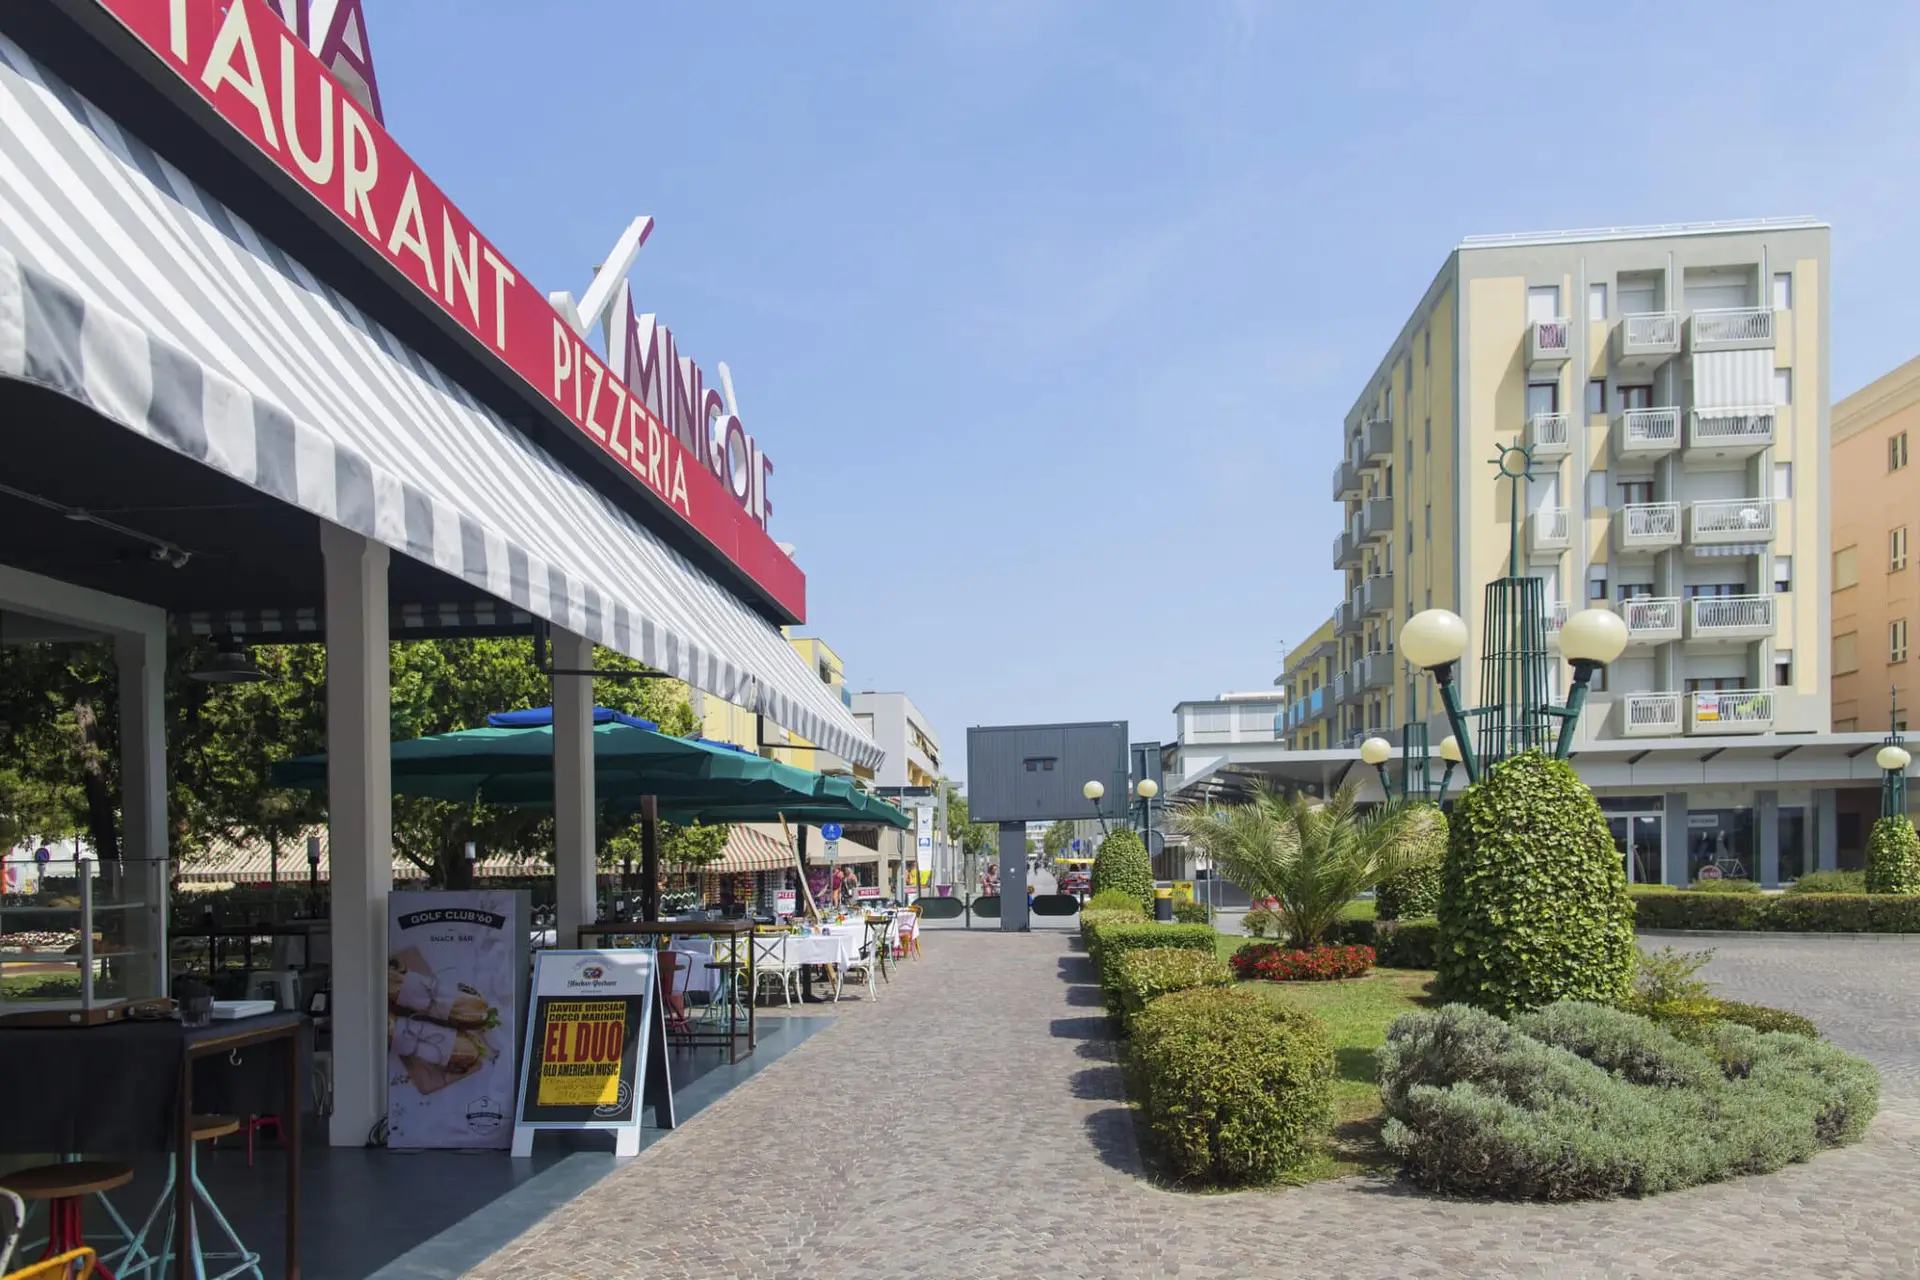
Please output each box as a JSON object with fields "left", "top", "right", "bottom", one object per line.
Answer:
{"left": 386, "top": 890, "right": 529, "bottom": 1150}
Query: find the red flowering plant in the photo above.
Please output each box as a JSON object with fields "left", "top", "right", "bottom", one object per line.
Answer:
{"left": 1230, "top": 941, "right": 1375, "bottom": 982}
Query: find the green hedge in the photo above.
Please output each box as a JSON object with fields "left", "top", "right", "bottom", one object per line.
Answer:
{"left": 1172, "top": 900, "right": 1210, "bottom": 925}
{"left": 1079, "top": 907, "right": 1145, "bottom": 954}
{"left": 1374, "top": 918, "right": 1438, "bottom": 969}
{"left": 1111, "top": 948, "right": 1232, "bottom": 1024}
{"left": 1787, "top": 870, "right": 1866, "bottom": 895}
{"left": 1436, "top": 751, "right": 1636, "bottom": 1013}
{"left": 1130, "top": 987, "right": 1333, "bottom": 1185}
{"left": 1374, "top": 857, "right": 1440, "bottom": 922}
{"left": 1091, "top": 829, "right": 1153, "bottom": 911}
{"left": 1686, "top": 878, "right": 1762, "bottom": 894}
{"left": 1632, "top": 892, "right": 1920, "bottom": 933}
{"left": 1092, "top": 923, "right": 1217, "bottom": 999}
{"left": 1866, "top": 817, "right": 1920, "bottom": 895}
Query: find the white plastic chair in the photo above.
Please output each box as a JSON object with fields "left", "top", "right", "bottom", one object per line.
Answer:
{"left": 834, "top": 922, "right": 883, "bottom": 1002}
{"left": 750, "top": 933, "right": 799, "bottom": 1006}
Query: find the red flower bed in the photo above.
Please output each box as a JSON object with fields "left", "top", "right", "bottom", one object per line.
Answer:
{"left": 1230, "top": 941, "right": 1374, "bottom": 982}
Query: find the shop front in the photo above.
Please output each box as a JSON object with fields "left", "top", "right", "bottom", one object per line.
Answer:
{"left": 0, "top": 2, "right": 881, "bottom": 1274}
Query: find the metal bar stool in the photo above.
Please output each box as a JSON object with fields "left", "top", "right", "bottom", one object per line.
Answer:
{"left": 126, "top": 1116, "right": 263, "bottom": 1280}
{"left": 0, "top": 1162, "right": 148, "bottom": 1280}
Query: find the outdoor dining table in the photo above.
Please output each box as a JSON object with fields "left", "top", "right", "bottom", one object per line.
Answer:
{"left": 577, "top": 920, "right": 756, "bottom": 1061}
{"left": 0, "top": 1010, "right": 305, "bottom": 1279}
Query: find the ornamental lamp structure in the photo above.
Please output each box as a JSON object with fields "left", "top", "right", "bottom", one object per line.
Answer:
{"left": 1879, "top": 690, "right": 1910, "bottom": 821}
{"left": 1083, "top": 779, "right": 1109, "bottom": 836}
{"left": 1359, "top": 736, "right": 1393, "bottom": 794}
{"left": 1395, "top": 444, "right": 1628, "bottom": 787}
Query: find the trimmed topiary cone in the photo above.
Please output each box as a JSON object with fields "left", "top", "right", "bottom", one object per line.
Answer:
{"left": 1091, "top": 828, "right": 1153, "bottom": 913}
{"left": 1436, "top": 750, "right": 1635, "bottom": 1014}
{"left": 1865, "top": 816, "right": 1920, "bottom": 895}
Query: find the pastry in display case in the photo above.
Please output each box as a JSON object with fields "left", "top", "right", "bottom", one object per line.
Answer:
{"left": 0, "top": 854, "right": 169, "bottom": 1026}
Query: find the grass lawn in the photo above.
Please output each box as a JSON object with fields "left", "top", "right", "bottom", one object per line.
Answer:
{"left": 1242, "top": 968, "right": 1437, "bottom": 1182}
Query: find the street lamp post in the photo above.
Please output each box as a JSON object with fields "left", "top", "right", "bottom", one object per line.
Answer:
{"left": 1879, "top": 692, "right": 1910, "bottom": 821}
{"left": 1359, "top": 736, "right": 1393, "bottom": 795}
{"left": 1435, "top": 734, "right": 1463, "bottom": 804}
{"left": 1083, "top": 779, "right": 1109, "bottom": 837}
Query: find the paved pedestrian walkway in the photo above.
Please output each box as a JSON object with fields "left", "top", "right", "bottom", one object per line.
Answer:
{"left": 466, "top": 933, "right": 1920, "bottom": 1279}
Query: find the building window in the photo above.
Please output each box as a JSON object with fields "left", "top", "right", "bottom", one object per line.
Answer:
{"left": 1586, "top": 379, "right": 1605, "bottom": 416}
{"left": 1835, "top": 631, "right": 1858, "bottom": 675}
{"left": 1774, "top": 649, "right": 1793, "bottom": 687}
{"left": 1618, "top": 384, "right": 1654, "bottom": 411}
{"left": 1526, "top": 382, "right": 1559, "bottom": 417}
{"left": 1589, "top": 567, "right": 1608, "bottom": 601}
{"left": 1773, "top": 556, "right": 1793, "bottom": 593}
{"left": 1894, "top": 526, "right": 1909, "bottom": 572}
{"left": 1835, "top": 545, "right": 1859, "bottom": 589}
{"left": 1424, "top": 504, "right": 1431, "bottom": 539}
{"left": 1384, "top": 385, "right": 1394, "bottom": 423}
{"left": 1423, "top": 417, "right": 1431, "bottom": 453}
{"left": 1893, "top": 432, "right": 1910, "bottom": 472}
{"left": 1423, "top": 329, "right": 1431, "bottom": 366}
{"left": 1587, "top": 468, "right": 1608, "bottom": 510}
{"left": 1895, "top": 619, "right": 1911, "bottom": 665}
{"left": 1588, "top": 282, "right": 1608, "bottom": 321}
{"left": 1772, "top": 271, "right": 1793, "bottom": 310}
{"left": 1773, "top": 462, "right": 1792, "bottom": 499}
{"left": 1404, "top": 359, "right": 1413, "bottom": 396}
{"left": 1619, "top": 478, "right": 1655, "bottom": 506}
{"left": 1774, "top": 369, "right": 1792, "bottom": 407}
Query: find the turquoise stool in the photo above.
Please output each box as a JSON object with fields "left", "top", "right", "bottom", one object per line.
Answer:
{"left": 127, "top": 1116, "right": 263, "bottom": 1280}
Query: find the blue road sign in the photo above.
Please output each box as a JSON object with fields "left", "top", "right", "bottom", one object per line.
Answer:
{"left": 820, "top": 822, "right": 844, "bottom": 842}
{"left": 1070, "top": 839, "right": 1081, "bottom": 852}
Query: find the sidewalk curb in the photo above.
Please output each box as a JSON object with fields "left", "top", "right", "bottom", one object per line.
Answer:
{"left": 1638, "top": 928, "right": 1920, "bottom": 943}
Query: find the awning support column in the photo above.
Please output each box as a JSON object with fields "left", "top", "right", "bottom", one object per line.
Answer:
{"left": 322, "top": 524, "right": 392, "bottom": 1148}
{"left": 640, "top": 795, "right": 660, "bottom": 922}
{"left": 551, "top": 628, "right": 597, "bottom": 947}
{"left": 114, "top": 628, "right": 168, "bottom": 964}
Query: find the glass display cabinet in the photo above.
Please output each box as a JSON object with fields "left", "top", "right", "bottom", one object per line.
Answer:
{"left": 0, "top": 855, "right": 169, "bottom": 1025}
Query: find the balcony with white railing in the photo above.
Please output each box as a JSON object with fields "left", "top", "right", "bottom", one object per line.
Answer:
{"left": 1613, "top": 406, "right": 1682, "bottom": 457}
{"left": 1358, "top": 495, "right": 1395, "bottom": 543}
{"left": 1528, "top": 317, "right": 1571, "bottom": 369}
{"left": 1613, "top": 502, "right": 1681, "bottom": 554}
{"left": 1687, "top": 406, "right": 1776, "bottom": 458}
{"left": 1525, "top": 412, "right": 1572, "bottom": 458}
{"left": 1686, "top": 307, "right": 1775, "bottom": 353}
{"left": 1332, "top": 527, "right": 1362, "bottom": 570}
{"left": 1529, "top": 505, "right": 1571, "bottom": 555}
{"left": 1361, "top": 418, "right": 1394, "bottom": 462}
{"left": 1544, "top": 601, "right": 1570, "bottom": 648}
{"left": 1331, "top": 456, "right": 1362, "bottom": 500}
{"left": 1688, "top": 689, "right": 1776, "bottom": 735}
{"left": 1360, "top": 572, "right": 1394, "bottom": 617}
{"left": 1335, "top": 594, "right": 1359, "bottom": 636}
{"left": 1687, "top": 594, "right": 1775, "bottom": 641}
{"left": 1619, "top": 596, "right": 1683, "bottom": 644}
{"left": 1688, "top": 497, "right": 1776, "bottom": 547}
{"left": 1618, "top": 691, "right": 1683, "bottom": 738}
{"left": 1613, "top": 311, "right": 1681, "bottom": 367}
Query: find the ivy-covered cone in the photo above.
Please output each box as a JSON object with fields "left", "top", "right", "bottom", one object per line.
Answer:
{"left": 1865, "top": 816, "right": 1920, "bottom": 895}
{"left": 1436, "top": 750, "right": 1635, "bottom": 1014}
{"left": 1091, "top": 828, "right": 1153, "bottom": 911}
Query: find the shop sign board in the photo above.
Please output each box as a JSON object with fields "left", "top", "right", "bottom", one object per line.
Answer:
{"left": 854, "top": 886, "right": 884, "bottom": 901}
{"left": 91, "top": 0, "right": 805, "bottom": 621}
{"left": 510, "top": 948, "right": 674, "bottom": 1158}
{"left": 774, "top": 890, "right": 797, "bottom": 916}
{"left": 386, "top": 889, "right": 529, "bottom": 1150}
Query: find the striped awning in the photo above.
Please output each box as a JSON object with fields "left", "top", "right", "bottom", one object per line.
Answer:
{"left": 1696, "top": 543, "right": 1769, "bottom": 558}
{"left": 706, "top": 824, "right": 798, "bottom": 874}
{"left": 0, "top": 36, "right": 881, "bottom": 770}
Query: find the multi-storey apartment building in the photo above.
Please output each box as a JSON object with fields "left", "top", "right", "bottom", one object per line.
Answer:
{"left": 1330, "top": 218, "right": 1829, "bottom": 750}
{"left": 1282, "top": 619, "right": 1337, "bottom": 751}
{"left": 1831, "top": 352, "right": 1920, "bottom": 736}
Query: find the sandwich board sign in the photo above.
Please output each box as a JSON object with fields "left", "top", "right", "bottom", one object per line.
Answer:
{"left": 510, "top": 948, "right": 674, "bottom": 1157}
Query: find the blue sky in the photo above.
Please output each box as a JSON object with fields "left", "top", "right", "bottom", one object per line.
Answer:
{"left": 369, "top": 1, "right": 1920, "bottom": 780}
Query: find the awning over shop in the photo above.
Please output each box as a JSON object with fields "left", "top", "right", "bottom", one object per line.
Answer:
{"left": 0, "top": 35, "right": 881, "bottom": 769}
{"left": 705, "top": 824, "right": 797, "bottom": 874}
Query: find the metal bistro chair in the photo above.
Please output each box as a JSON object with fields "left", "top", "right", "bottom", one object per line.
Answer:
{"left": 750, "top": 932, "right": 799, "bottom": 1007}
{"left": 836, "top": 920, "right": 885, "bottom": 1002}
{"left": 3, "top": 1247, "right": 97, "bottom": 1280}
{"left": 0, "top": 1162, "right": 151, "bottom": 1280}
{"left": 126, "top": 1115, "right": 264, "bottom": 1280}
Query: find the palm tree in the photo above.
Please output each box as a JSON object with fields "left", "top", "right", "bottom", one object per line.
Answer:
{"left": 1169, "top": 781, "right": 1445, "bottom": 948}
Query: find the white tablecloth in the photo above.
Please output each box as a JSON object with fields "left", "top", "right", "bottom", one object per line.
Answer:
{"left": 787, "top": 932, "right": 860, "bottom": 968}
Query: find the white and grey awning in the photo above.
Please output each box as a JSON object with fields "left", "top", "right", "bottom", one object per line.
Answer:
{"left": 0, "top": 34, "right": 882, "bottom": 770}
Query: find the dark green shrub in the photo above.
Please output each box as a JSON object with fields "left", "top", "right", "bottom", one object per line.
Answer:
{"left": 1090, "top": 829, "right": 1152, "bottom": 911}
{"left": 1080, "top": 908, "right": 1145, "bottom": 958}
{"left": 1378, "top": 1002, "right": 1880, "bottom": 1200}
{"left": 1787, "top": 870, "right": 1866, "bottom": 895}
{"left": 1171, "top": 900, "right": 1210, "bottom": 925}
{"left": 1327, "top": 917, "right": 1374, "bottom": 946}
{"left": 1436, "top": 751, "right": 1635, "bottom": 1013}
{"left": 1374, "top": 918, "right": 1438, "bottom": 969}
{"left": 1763, "top": 894, "right": 1920, "bottom": 933}
{"left": 1688, "top": 877, "right": 1762, "bottom": 894}
{"left": 1866, "top": 817, "right": 1920, "bottom": 895}
{"left": 1375, "top": 857, "right": 1440, "bottom": 921}
{"left": 1242, "top": 902, "right": 1281, "bottom": 937}
{"left": 1700, "top": 1000, "right": 1819, "bottom": 1040}
{"left": 1085, "top": 888, "right": 1148, "bottom": 915}
{"left": 1111, "top": 948, "right": 1231, "bottom": 1023}
{"left": 1130, "top": 987, "right": 1333, "bottom": 1184}
{"left": 1630, "top": 891, "right": 1768, "bottom": 931}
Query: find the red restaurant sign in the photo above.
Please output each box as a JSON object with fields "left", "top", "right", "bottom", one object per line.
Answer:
{"left": 91, "top": 0, "right": 806, "bottom": 621}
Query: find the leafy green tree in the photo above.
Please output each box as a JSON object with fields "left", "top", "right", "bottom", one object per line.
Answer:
{"left": 1170, "top": 781, "right": 1443, "bottom": 947}
{"left": 1042, "top": 820, "right": 1077, "bottom": 861}
{"left": 1435, "top": 750, "right": 1635, "bottom": 1014}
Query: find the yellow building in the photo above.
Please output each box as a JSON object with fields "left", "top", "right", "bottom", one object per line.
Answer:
{"left": 697, "top": 632, "right": 865, "bottom": 777}
{"left": 1831, "top": 353, "right": 1920, "bottom": 734}
{"left": 1330, "top": 218, "right": 1829, "bottom": 748}
{"left": 1282, "top": 616, "right": 1337, "bottom": 750}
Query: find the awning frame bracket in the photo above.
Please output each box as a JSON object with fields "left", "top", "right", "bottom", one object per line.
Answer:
{"left": 532, "top": 618, "right": 672, "bottom": 681}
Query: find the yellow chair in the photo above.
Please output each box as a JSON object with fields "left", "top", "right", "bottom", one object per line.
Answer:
{"left": 3, "top": 1246, "right": 97, "bottom": 1280}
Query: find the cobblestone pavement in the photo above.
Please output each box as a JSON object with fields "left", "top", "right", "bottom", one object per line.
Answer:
{"left": 466, "top": 933, "right": 1920, "bottom": 1280}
